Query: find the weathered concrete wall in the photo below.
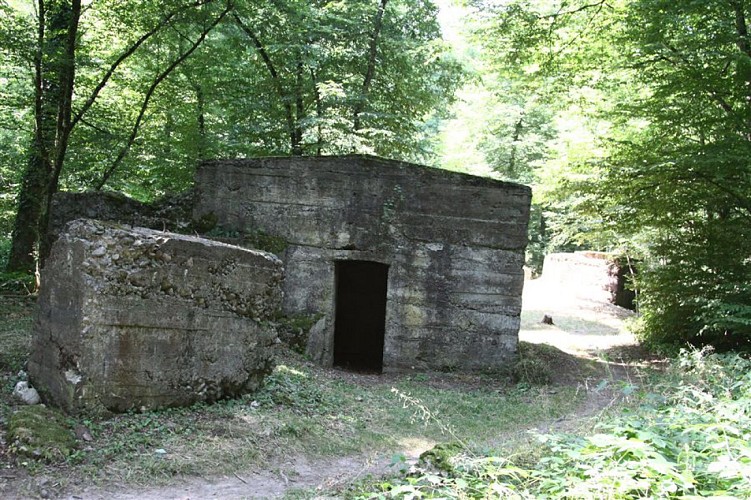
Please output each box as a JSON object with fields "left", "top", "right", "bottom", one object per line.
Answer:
{"left": 195, "top": 155, "right": 531, "bottom": 371}
{"left": 48, "top": 190, "right": 194, "bottom": 241}
{"left": 542, "top": 252, "right": 636, "bottom": 309}
{"left": 29, "top": 219, "right": 283, "bottom": 414}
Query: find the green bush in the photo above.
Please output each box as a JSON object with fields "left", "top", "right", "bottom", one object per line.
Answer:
{"left": 633, "top": 217, "right": 751, "bottom": 351}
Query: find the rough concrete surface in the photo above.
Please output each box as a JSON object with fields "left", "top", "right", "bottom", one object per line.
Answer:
{"left": 28, "top": 219, "right": 283, "bottom": 414}
{"left": 195, "top": 155, "right": 531, "bottom": 372}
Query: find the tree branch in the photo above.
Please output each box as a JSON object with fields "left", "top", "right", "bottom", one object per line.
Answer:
{"left": 233, "top": 11, "right": 299, "bottom": 154}
{"left": 71, "top": 0, "right": 217, "bottom": 130}
{"left": 78, "top": 116, "right": 116, "bottom": 137}
{"left": 353, "top": 0, "right": 388, "bottom": 132}
{"left": 95, "top": 2, "right": 233, "bottom": 190}
{"left": 543, "top": 0, "right": 610, "bottom": 20}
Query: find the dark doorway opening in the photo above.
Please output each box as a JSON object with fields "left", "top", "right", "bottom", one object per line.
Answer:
{"left": 334, "top": 260, "right": 389, "bottom": 373}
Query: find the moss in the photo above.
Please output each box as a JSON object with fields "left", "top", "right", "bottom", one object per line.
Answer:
{"left": 201, "top": 224, "right": 288, "bottom": 256}
{"left": 511, "top": 342, "right": 557, "bottom": 385}
{"left": 242, "top": 230, "right": 287, "bottom": 255}
{"left": 7, "top": 405, "right": 77, "bottom": 462}
{"left": 194, "top": 212, "right": 218, "bottom": 233}
{"left": 275, "top": 313, "right": 323, "bottom": 354}
{"left": 419, "top": 442, "right": 463, "bottom": 472}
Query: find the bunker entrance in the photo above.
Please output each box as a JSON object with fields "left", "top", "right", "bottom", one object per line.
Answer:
{"left": 334, "top": 261, "right": 389, "bottom": 373}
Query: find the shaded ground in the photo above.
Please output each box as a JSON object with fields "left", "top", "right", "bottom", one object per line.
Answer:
{"left": 1, "top": 277, "right": 653, "bottom": 499}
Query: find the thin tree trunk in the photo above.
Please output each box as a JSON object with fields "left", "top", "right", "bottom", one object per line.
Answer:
{"left": 8, "top": 0, "right": 210, "bottom": 271}
{"left": 733, "top": 1, "right": 751, "bottom": 139}
{"left": 311, "top": 68, "right": 323, "bottom": 156}
{"left": 233, "top": 12, "right": 301, "bottom": 155}
{"left": 508, "top": 116, "right": 524, "bottom": 178}
{"left": 195, "top": 82, "right": 207, "bottom": 159}
{"left": 7, "top": 0, "right": 80, "bottom": 272}
{"left": 734, "top": 1, "right": 750, "bottom": 56}
{"left": 294, "top": 59, "right": 305, "bottom": 153}
{"left": 353, "top": 0, "right": 388, "bottom": 132}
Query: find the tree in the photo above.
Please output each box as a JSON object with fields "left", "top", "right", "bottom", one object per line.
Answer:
{"left": 4, "top": 0, "right": 232, "bottom": 272}
{"left": 474, "top": 0, "right": 751, "bottom": 347}
{"left": 590, "top": 0, "right": 751, "bottom": 347}
{"left": 2, "top": 0, "right": 462, "bottom": 273}
{"left": 224, "top": 0, "right": 463, "bottom": 160}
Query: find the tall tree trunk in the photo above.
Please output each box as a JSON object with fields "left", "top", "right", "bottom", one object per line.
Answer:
{"left": 733, "top": 1, "right": 751, "bottom": 139}
{"left": 7, "top": 152, "right": 48, "bottom": 273}
{"left": 507, "top": 116, "right": 524, "bottom": 178}
{"left": 353, "top": 0, "right": 388, "bottom": 132}
{"left": 195, "top": 82, "right": 207, "bottom": 159}
{"left": 7, "top": 0, "right": 219, "bottom": 272}
{"left": 7, "top": 0, "right": 81, "bottom": 272}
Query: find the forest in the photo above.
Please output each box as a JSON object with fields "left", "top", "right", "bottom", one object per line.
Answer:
{"left": 2, "top": 1, "right": 751, "bottom": 498}
{"left": 3, "top": 0, "right": 751, "bottom": 350}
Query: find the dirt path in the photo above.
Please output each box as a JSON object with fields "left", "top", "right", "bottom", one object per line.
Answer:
{"left": 22, "top": 278, "right": 644, "bottom": 500}
{"left": 520, "top": 277, "right": 637, "bottom": 355}
{"left": 62, "top": 454, "right": 393, "bottom": 500}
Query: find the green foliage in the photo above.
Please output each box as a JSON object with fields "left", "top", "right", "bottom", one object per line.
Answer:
{"left": 511, "top": 342, "right": 554, "bottom": 386}
{"left": 0, "top": 271, "right": 35, "bottom": 296}
{"left": 470, "top": 0, "right": 751, "bottom": 347}
{"left": 587, "top": 1, "right": 751, "bottom": 347}
{"left": 203, "top": 224, "right": 288, "bottom": 255}
{"left": 418, "top": 442, "right": 464, "bottom": 473}
{"left": 7, "top": 406, "right": 77, "bottom": 462}
{"left": 352, "top": 349, "right": 751, "bottom": 498}
{"left": 274, "top": 313, "right": 322, "bottom": 354}
{"left": 241, "top": 229, "right": 288, "bottom": 256}
{"left": 0, "top": 296, "right": 33, "bottom": 373}
{"left": 2, "top": 0, "right": 464, "bottom": 273}
{"left": 254, "top": 364, "right": 344, "bottom": 415}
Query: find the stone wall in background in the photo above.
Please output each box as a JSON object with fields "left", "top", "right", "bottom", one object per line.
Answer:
{"left": 541, "top": 252, "right": 637, "bottom": 310}
{"left": 47, "top": 190, "right": 195, "bottom": 245}
{"left": 195, "top": 155, "right": 532, "bottom": 372}
{"left": 29, "top": 219, "right": 283, "bottom": 414}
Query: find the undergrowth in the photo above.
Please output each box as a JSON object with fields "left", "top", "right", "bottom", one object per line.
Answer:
{"left": 350, "top": 347, "right": 751, "bottom": 499}
{"left": 0, "top": 297, "right": 583, "bottom": 491}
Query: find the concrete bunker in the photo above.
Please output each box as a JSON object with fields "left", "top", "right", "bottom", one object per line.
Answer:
{"left": 195, "top": 155, "right": 532, "bottom": 372}
{"left": 333, "top": 260, "right": 389, "bottom": 373}
{"left": 29, "top": 219, "right": 283, "bottom": 414}
{"left": 541, "top": 251, "right": 637, "bottom": 310}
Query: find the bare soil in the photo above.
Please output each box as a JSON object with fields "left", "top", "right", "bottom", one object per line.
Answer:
{"left": 2, "top": 277, "right": 653, "bottom": 499}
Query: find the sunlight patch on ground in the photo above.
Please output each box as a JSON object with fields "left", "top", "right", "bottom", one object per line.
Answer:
{"left": 520, "top": 277, "right": 638, "bottom": 356}
{"left": 397, "top": 437, "right": 437, "bottom": 459}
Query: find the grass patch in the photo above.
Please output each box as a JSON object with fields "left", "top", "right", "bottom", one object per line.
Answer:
{"left": 346, "top": 348, "right": 751, "bottom": 499}
{"left": 0, "top": 299, "right": 590, "bottom": 493}
{"left": 1, "top": 349, "right": 583, "bottom": 489}
{"left": 0, "top": 295, "right": 34, "bottom": 373}
{"left": 7, "top": 406, "right": 77, "bottom": 462}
